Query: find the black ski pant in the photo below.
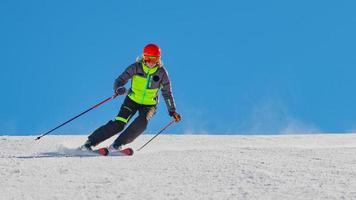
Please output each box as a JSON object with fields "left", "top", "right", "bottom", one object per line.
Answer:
{"left": 88, "top": 97, "right": 156, "bottom": 146}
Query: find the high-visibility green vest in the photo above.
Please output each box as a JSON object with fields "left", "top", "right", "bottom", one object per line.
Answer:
{"left": 128, "top": 63, "right": 160, "bottom": 105}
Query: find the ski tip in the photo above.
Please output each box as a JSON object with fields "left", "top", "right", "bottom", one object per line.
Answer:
{"left": 98, "top": 148, "right": 109, "bottom": 156}
{"left": 123, "top": 148, "right": 134, "bottom": 156}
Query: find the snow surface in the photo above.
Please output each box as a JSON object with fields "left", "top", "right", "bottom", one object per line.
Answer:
{"left": 1, "top": 134, "right": 356, "bottom": 200}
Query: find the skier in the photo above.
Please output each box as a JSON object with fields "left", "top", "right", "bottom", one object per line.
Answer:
{"left": 80, "top": 44, "right": 181, "bottom": 152}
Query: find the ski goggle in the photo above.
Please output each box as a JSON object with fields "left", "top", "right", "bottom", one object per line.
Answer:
{"left": 143, "top": 55, "right": 160, "bottom": 64}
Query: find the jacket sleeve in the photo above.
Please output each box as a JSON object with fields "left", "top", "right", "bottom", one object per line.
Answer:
{"left": 161, "top": 68, "right": 176, "bottom": 113}
{"left": 113, "top": 63, "right": 136, "bottom": 90}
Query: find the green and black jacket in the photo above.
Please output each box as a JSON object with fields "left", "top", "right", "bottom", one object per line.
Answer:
{"left": 114, "top": 59, "right": 176, "bottom": 113}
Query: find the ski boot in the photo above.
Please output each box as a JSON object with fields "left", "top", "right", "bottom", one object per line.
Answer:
{"left": 107, "top": 143, "right": 123, "bottom": 153}
{"left": 79, "top": 139, "right": 93, "bottom": 151}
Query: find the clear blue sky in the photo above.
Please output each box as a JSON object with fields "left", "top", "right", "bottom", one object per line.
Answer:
{"left": 1, "top": 0, "right": 355, "bottom": 135}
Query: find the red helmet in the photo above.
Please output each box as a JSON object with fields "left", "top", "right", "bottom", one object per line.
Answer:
{"left": 143, "top": 44, "right": 161, "bottom": 57}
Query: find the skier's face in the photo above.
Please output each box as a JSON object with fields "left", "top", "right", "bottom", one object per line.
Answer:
{"left": 144, "top": 55, "right": 160, "bottom": 68}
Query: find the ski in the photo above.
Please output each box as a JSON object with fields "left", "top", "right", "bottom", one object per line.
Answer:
{"left": 93, "top": 147, "right": 134, "bottom": 156}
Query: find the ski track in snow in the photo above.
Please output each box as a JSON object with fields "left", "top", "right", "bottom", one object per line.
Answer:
{"left": 1, "top": 134, "right": 356, "bottom": 200}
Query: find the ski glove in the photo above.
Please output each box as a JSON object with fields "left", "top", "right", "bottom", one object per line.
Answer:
{"left": 169, "top": 111, "right": 182, "bottom": 122}
{"left": 115, "top": 87, "right": 126, "bottom": 96}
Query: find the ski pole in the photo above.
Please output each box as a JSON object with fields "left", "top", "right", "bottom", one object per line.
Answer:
{"left": 35, "top": 94, "right": 118, "bottom": 141}
{"left": 137, "top": 120, "right": 175, "bottom": 151}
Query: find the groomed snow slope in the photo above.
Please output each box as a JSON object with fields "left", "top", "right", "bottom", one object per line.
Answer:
{"left": 1, "top": 134, "right": 356, "bottom": 200}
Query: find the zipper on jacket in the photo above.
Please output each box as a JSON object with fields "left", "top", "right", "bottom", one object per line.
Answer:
{"left": 141, "top": 70, "right": 151, "bottom": 104}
